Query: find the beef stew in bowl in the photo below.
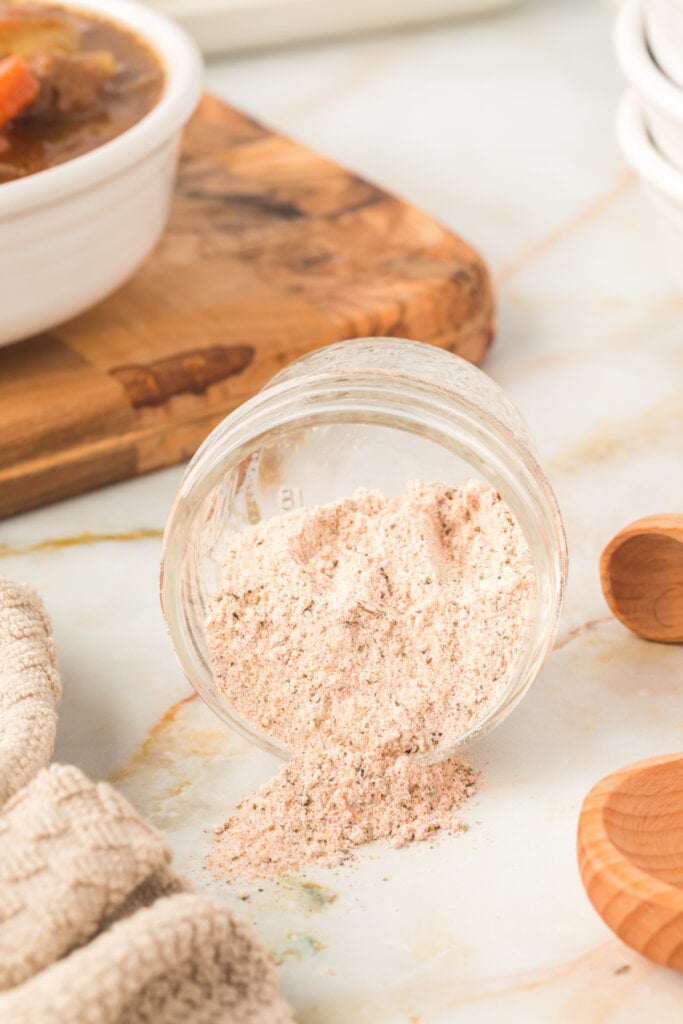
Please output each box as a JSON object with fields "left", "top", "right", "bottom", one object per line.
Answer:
{"left": 0, "top": 0, "right": 202, "bottom": 347}
{"left": 0, "top": 1, "right": 163, "bottom": 182}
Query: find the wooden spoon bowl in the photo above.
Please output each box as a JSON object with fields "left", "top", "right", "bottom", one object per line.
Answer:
{"left": 600, "top": 515, "right": 683, "bottom": 642}
{"left": 578, "top": 753, "right": 683, "bottom": 970}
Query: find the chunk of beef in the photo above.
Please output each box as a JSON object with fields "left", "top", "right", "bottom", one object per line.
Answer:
{"left": 26, "top": 49, "right": 116, "bottom": 118}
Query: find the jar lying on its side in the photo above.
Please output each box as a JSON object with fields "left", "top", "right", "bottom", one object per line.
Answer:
{"left": 160, "top": 337, "right": 568, "bottom": 760}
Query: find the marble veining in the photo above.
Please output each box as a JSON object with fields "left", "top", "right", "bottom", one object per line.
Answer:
{"left": 1, "top": 0, "right": 683, "bottom": 1020}
{"left": 0, "top": 528, "right": 164, "bottom": 560}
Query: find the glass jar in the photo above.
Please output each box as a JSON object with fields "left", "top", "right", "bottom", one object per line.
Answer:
{"left": 161, "top": 337, "right": 568, "bottom": 761}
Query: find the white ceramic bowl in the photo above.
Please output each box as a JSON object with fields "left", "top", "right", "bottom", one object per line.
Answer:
{"left": 616, "top": 0, "right": 683, "bottom": 171}
{"left": 0, "top": 0, "right": 203, "bottom": 348}
{"left": 644, "top": 0, "right": 683, "bottom": 89}
{"left": 617, "top": 90, "right": 683, "bottom": 292}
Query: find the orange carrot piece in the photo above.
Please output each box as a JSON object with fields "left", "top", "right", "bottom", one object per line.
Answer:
{"left": 0, "top": 54, "right": 39, "bottom": 131}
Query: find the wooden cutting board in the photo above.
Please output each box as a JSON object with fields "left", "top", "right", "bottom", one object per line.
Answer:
{"left": 0, "top": 95, "right": 494, "bottom": 520}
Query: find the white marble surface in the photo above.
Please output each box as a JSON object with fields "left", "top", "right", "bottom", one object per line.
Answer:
{"left": 3, "top": 0, "right": 683, "bottom": 1020}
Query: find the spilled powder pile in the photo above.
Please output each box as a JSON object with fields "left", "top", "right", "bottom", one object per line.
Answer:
{"left": 206, "top": 480, "right": 534, "bottom": 881}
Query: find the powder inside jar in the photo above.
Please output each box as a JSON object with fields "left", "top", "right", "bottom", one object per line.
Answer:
{"left": 206, "top": 480, "right": 534, "bottom": 881}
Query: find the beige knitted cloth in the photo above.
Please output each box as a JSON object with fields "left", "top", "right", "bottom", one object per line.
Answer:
{"left": 0, "top": 577, "right": 60, "bottom": 807}
{"left": 0, "top": 577, "right": 294, "bottom": 1024}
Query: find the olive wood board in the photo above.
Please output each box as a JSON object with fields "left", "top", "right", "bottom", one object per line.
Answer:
{"left": 0, "top": 94, "right": 494, "bottom": 520}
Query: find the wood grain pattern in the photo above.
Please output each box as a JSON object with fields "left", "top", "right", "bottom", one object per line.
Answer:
{"left": 0, "top": 95, "right": 494, "bottom": 520}
{"left": 578, "top": 754, "right": 683, "bottom": 971}
{"left": 600, "top": 515, "right": 683, "bottom": 643}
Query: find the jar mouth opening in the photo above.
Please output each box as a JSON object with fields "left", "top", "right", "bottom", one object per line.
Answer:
{"left": 162, "top": 356, "right": 567, "bottom": 763}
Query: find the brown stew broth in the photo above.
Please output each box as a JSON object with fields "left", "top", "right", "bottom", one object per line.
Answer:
{"left": 0, "top": 4, "right": 164, "bottom": 182}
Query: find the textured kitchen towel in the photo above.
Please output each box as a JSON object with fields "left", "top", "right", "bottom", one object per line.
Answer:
{"left": 0, "top": 893, "right": 294, "bottom": 1024}
{"left": 0, "top": 763, "right": 188, "bottom": 990}
{"left": 0, "top": 577, "right": 61, "bottom": 806}
{"left": 0, "top": 576, "right": 294, "bottom": 1024}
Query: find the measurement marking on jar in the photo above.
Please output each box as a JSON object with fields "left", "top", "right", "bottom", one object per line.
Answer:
{"left": 244, "top": 453, "right": 262, "bottom": 524}
{"left": 278, "top": 486, "right": 304, "bottom": 511}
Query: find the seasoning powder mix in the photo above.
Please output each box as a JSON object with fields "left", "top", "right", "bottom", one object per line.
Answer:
{"left": 206, "top": 480, "right": 534, "bottom": 881}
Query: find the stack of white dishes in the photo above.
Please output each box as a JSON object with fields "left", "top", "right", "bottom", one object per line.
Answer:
{"left": 616, "top": 0, "right": 683, "bottom": 290}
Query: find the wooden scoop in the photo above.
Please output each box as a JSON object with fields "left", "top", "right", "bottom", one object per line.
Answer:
{"left": 578, "top": 754, "right": 683, "bottom": 970}
{"left": 600, "top": 515, "right": 683, "bottom": 642}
